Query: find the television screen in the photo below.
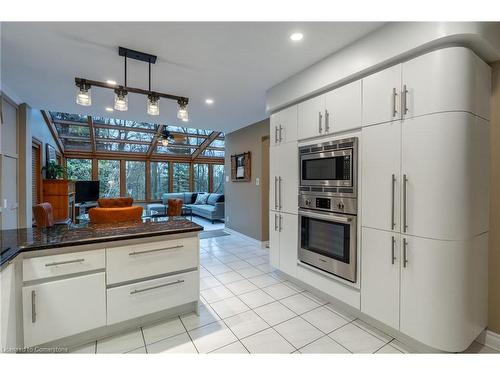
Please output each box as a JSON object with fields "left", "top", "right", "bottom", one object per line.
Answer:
{"left": 75, "top": 181, "right": 99, "bottom": 203}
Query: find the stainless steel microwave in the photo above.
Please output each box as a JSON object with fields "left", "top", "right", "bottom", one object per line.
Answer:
{"left": 299, "top": 137, "right": 358, "bottom": 197}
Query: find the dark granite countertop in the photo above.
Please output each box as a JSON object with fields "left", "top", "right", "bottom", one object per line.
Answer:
{"left": 0, "top": 217, "right": 203, "bottom": 267}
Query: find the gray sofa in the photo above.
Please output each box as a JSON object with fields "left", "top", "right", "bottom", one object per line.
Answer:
{"left": 146, "top": 192, "right": 225, "bottom": 223}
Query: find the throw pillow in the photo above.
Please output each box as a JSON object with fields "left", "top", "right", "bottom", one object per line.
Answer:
{"left": 194, "top": 193, "right": 210, "bottom": 205}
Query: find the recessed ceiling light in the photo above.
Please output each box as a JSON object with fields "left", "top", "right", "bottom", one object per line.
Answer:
{"left": 290, "top": 32, "right": 304, "bottom": 42}
{"left": 205, "top": 98, "right": 214, "bottom": 105}
{"left": 106, "top": 79, "right": 117, "bottom": 85}
{"left": 105, "top": 107, "right": 113, "bottom": 112}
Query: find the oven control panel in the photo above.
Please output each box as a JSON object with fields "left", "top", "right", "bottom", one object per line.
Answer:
{"left": 299, "top": 194, "right": 357, "bottom": 215}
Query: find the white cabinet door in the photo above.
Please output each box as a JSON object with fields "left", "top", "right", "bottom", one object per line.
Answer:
{"left": 361, "top": 121, "right": 401, "bottom": 232}
{"left": 402, "top": 47, "right": 489, "bottom": 120}
{"left": 22, "top": 273, "right": 106, "bottom": 347}
{"left": 279, "top": 105, "right": 298, "bottom": 144}
{"left": 269, "top": 146, "right": 279, "bottom": 211}
{"left": 325, "top": 80, "right": 362, "bottom": 133}
{"left": 298, "top": 95, "right": 325, "bottom": 140}
{"left": 399, "top": 235, "right": 486, "bottom": 352}
{"left": 279, "top": 212, "right": 298, "bottom": 277}
{"left": 269, "top": 212, "right": 280, "bottom": 268}
{"left": 362, "top": 64, "right": 402, "bottom": 127}
{"left": 360, "top": 228, "right": 400, "bottom": 330}
{"left": 277, "top": 142, "right": 299, "bottom": 215}
{"left": 402, "top": 112, "right": 478, "bottom": 241}
{"left": 270, "top": 112, "right": 280, "bottom": 146}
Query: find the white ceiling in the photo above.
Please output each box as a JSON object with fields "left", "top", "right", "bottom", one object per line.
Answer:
{"left": 1, "top": 22, "right": 383, "bottom": 133}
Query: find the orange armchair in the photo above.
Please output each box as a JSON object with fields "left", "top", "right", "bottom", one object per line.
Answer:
{"left": 97, "top": 197, "right": 134, "bottom": 208}
{"left": 88, "top": 206, "right": 143, "bottom": 224}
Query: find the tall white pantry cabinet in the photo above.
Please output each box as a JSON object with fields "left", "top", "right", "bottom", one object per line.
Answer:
{"left": 269, "top": 105, "right": 299, "bottom": 277}
{"left": 361, "top": 47, "right": 490, "bottom": 352}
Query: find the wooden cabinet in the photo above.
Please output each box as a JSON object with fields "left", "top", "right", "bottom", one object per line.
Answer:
{"left": 271, "top": 105, "right": 298, "bottom": 146}
{"left": 269, "top": 212, "right": 298, "bottom": 277}
{"left": 325, "top": 80, "right": 362, "bottom": 133}
{"left": 22, "top": 273, "right": 106, "bottom": 347}
{"left": 362, "top": 64, "right": 402, "bottom": 127}
{"left": 360, "top": 228, "right": 400, "bottom": 330}
{"left": 270, "top": 141, "right": 298, "bottom": 215}
{"left": 361, "top": 121, "right": 401, "bottom": 232}
{"left": 42, "top": 180, "right": 75, "bottom": 222}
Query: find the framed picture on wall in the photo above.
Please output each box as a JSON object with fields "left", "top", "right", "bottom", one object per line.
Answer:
{"left": 231, "top": 152, "right": 251, "bottom": 182}
{"left": 46, "top": 144, "right": 57, "bottom": 165}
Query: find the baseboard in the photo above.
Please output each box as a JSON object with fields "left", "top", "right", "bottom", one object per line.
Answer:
{"left": 476, "top": 329, "right": 500, "bottom": 351}
{"left": 223, "top": 228, "right": 266, "bottom": 247}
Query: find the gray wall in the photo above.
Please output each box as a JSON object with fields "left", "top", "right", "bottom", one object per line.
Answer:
{"left": 224, "top": 118, "right": 269, "bottom": 241}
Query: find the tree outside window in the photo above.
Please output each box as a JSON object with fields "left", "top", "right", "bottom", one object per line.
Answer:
{"left": 172, "top": 163, "right": 190, "bottom": 193}
{"left": 66, "top": 159, "right": 92, "bottom": 180}
{"left": 98, "top": 160, "right": 120, "bottom": 198}
{"left": 151, "top": 161, "right": 169, "bottom": 200}
{"left": 193, "top": 164, "right": 209, "bottom": 192}
{"left": 212, "top": 164, "right": 225, "bottom": 194}
{"left": 125, "top": 161, "right": 145, "bottom": 200}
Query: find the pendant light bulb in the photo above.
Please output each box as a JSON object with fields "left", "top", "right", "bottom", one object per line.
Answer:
{"left": 147, "top": 94, "right": 160, "bottom": 116}
{"left": 161, "top": 138, "right": 169, "bottom": 147}
{"left": 76, "top": 83, "right": 91, "bottom": 106}
{"left": 177, "top": 100, "right": 189, "bottom": 122}
{"left": 114, "top": 89, "right": 128, "bottom": 111}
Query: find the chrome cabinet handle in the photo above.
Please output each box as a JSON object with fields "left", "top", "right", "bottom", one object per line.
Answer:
{"left": 279, "top": 125, "right": 283, "bottom": 142}
{"left": 129, "top": 245, "right": 184, "bottom": 256}
{"left": 402, "top": 84, "right": 408, "bottom": 115}
{"left": 391, "top": 236, "right": 396, "bottom": 265}
{"left": 391, "top": 174, "right": 396, "bottom": 230}
{"left": 274, "top": 176, "right": 278, "bottom": 210}
{"left": 279, "top": 214, "right": 283, "bottom": 232}
{"left": 130, "top": 279, "right": 184, "bottom": 295}
{"left": 31, "top": 290, "right": 36, "bottom": 323}
{"left": 45, "top": 258, "right": 85, "bottom": 267}
{"left": 325, "top": 110, "right": 330, "bottom": 132}
{"left": 403, "top": 174, "right": 408, "bottom": 233}
{"left": 403, "top": 238, "right": 408, "bottom": 268}
{"left": 392, "top": 88, "right": 398, "bottom": 117}
{"left": 318, "top": 112, "right": 323, "bottom": 133}
{"left": 274, "top": 126, "right": 278, "bottom": 144}
{"left": 274, "top": 214, "right": 278, "bottom": 231}
{"left": 278, "top": 176, "right": 283, "bottom": 210}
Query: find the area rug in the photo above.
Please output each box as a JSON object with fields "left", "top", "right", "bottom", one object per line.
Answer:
{"left": 199, "top": 229, "right": 231, "bottom": 239}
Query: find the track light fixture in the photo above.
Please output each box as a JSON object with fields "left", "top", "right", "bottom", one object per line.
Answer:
{"left": 75, "top": 47, "right": 189, "bottom": 121}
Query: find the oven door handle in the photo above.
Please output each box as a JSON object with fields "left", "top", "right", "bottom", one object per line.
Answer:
{"left": 299, "top": 210, "right": 353, "bottom": 223}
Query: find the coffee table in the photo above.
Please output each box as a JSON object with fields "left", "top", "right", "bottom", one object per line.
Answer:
{"left": 181, "top": 205, "right": 193, "bottom": 220}
{"left": 76, "top": 209, "right": 158, "bottom": 223}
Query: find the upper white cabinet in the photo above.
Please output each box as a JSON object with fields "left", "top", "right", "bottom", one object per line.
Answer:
{"left": 362, "top": 64, "right": 402, "bottom": 127}
{"left": 402, "top": 47, "right": 491, "bottom": 120}
{"left": 22, "top": 273, "right": 106, "bottom": 347}
{"left": 298, "top": 80, "right": 362, "bottom": 140}
{"left": 270, "top": 141, "right": 298, "bottom": 215}
{"left": 270, "top": 105, "right": 298, "bottom": 146}
{"left": 361, "top": 121, "right": 401, "bottom": 232}
{"left": 362, "top": 47, "right": 491, "bottom": 127}
{"left": 324, "top": 80, "right": 362, "bottom": 133}
{"left": 298, "top": 95, "right": 325, "bottom": 140}
{"left": 402, "top": 112, "right": 489, "bottom": 241}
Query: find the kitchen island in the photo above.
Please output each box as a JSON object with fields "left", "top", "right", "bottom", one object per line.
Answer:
{"left": 0, "top": 217, "right": 203, "bottom": 351}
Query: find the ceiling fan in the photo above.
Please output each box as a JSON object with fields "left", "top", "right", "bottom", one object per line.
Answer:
{"left": 159, "top": 128, "right": 187, "bottom": 146}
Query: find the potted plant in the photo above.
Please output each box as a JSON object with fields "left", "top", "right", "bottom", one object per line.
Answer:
{"left": 42, "top": 161, "right": 68, "bottom": 180}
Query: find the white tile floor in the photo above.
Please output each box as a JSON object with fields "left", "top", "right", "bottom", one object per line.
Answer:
{"left": 70, "top": 232, "right": 499, "bottom": 354}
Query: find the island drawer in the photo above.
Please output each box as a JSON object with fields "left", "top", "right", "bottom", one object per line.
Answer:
{"left": 106, "top": 236, "right": 199, "bottom": 285}
{"left": 106, "top": 270, "right": 198, "bottom": 325}
{"left": 23, "top": 249, "right": 105, "bottom": 282}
